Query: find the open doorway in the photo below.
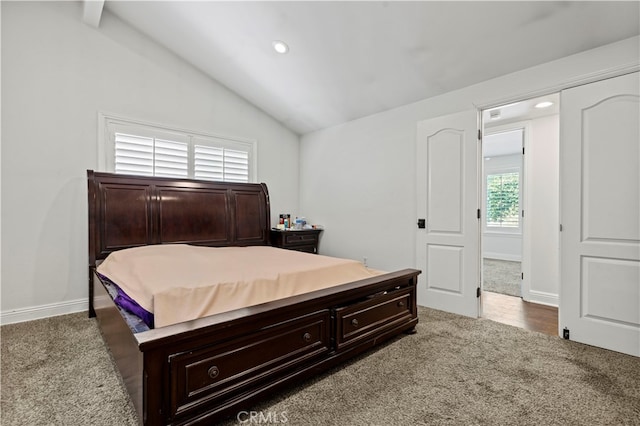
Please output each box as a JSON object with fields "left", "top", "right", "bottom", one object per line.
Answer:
{"left": 480, "top": 93, "right": 560, "bottom": 336}
{"left": 482, "top": 128, "right": 523, "bottom": 296}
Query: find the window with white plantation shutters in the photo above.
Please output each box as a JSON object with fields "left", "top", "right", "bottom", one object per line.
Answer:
{"left": 101, "top": 114, "right": 256, "bottom": 183}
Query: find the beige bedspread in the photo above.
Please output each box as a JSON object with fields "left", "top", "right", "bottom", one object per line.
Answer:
{"left": 97, "top": 244, "right": 382, "bottom": 328}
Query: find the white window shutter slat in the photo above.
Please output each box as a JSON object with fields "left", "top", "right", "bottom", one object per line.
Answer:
{"left": 223, "top": 149, "right": 249, "bottom": 182}
{"left": 194, "top": 145, "right": 224, "bottom": 181}
{"left": 114, "top": 133, "right": 154, "bottom": 176}
{"left": 154, "top": 138, "right": 188, "bottom": 178}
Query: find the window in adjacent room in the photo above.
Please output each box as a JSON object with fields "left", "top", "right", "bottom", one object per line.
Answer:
{"left": 482, "top": 127, "right": 523, "bottom": 234}
{"left": 99, "top": 113, "right": 256, "bottom": 183}
{"left": 486, "top": 171, "right": 520, "bottom": 229}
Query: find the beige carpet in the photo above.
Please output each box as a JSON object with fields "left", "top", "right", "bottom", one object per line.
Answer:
{"left": 2, "top": 308, "right": 639, "bottom": 425}
{"left": 483, "top": 258, "right": 521, "bottom": 297}
{"left": 1, "top": 313, "right": 137, "bottom": 425}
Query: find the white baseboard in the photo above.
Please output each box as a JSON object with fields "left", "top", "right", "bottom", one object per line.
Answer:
{"left": 483, "top": 252, "right": 522, "bottom": 262}
{"left": 525, "top": 290, "right": 558, "bottom": 307}
{"left": 1, "top": 298, "right": 88, "bottom": 326}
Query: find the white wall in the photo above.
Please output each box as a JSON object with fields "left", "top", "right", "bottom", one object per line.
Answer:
{"left": 483, "top": 233, "right": 522, "bottom": 261}
{"left": 300, "top": 36, "right": 639, "bottom": 275}
{"left": 1, "top": 2, "right": 300, "bottom": 321}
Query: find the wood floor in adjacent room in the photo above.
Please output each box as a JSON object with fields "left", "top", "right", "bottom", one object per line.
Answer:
{"left": 482, "top": 291, "right": 559, "bottom": 336}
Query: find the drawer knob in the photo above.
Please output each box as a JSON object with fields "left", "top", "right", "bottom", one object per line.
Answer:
{"left": 398, "top": 301, "right": 405, "bottom": 308}
{"left": 351, "top": 319, "right": 359, "bottom": 327}
{"left": 302, "top": 332, "right": 312, "bottom": 342}
{"left": 208, "top": 366, "right": 220, "bottom": 379}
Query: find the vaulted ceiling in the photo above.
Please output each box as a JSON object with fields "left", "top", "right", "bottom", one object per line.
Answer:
{"left": 93, "top": 1, "right": 639, "bottom": 135}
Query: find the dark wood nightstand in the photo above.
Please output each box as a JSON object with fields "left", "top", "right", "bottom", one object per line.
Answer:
{"left": 270, "top": 229, "right": 323, "bottom": 254}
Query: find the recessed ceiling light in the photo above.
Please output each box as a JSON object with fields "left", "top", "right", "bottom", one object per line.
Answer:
{"left": 535, "top": 101, "right": 553, "bottom": 109}
{"left": 272, "top": 40, "right": 289, "bottom": 54}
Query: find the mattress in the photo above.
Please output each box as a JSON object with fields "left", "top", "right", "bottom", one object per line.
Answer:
{"left": 97, "top": 244, "right": 382, "bottom": 328}
{"left": 100, "top": 274, "right": 152, "bottom": 332}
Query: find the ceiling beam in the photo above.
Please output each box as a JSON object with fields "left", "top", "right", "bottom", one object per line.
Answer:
{"left": 82, "top": 0, "right": 105, "bottom": 28}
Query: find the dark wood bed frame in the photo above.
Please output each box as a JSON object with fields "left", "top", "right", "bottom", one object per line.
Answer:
{"left": 87, "top": 170, "right": 420, "bottom": 425}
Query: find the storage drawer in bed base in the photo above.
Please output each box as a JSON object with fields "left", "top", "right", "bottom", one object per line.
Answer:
{"left": 334, "top": 287, "right": 415, "bottom": 350}
{"left": 168, "top": 310, "right": 331, "bottom": 420}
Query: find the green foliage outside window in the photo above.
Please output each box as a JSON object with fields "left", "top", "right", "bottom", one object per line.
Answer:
{"left": 486, "top": 172, "right": 519, "bottom": 228}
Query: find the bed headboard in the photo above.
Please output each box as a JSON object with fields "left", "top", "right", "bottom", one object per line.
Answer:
{"left": 87, "top": 170, "right": 271, "bottom": 268}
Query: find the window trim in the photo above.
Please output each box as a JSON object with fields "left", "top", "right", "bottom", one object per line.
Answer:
{"left": 97, "top": 112, "right": 257, "bottom": 182}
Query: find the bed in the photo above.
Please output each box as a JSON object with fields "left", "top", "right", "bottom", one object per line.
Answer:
{"left": 87, "top": 170, "right": 421, "bottom": 425}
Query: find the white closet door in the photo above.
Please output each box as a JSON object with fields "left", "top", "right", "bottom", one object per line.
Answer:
{"left": 416, "top": 110, "right": 480, "bottom": 318}
{"left": 560, "top": 72, "right": 640, "bottom": 356}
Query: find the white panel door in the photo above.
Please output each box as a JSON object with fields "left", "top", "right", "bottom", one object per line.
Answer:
{"left": 416, "top": 110, "right": 479, "bottom": 317}
{"left": 560, "top": 72, "right": 640, "bottom": 356}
